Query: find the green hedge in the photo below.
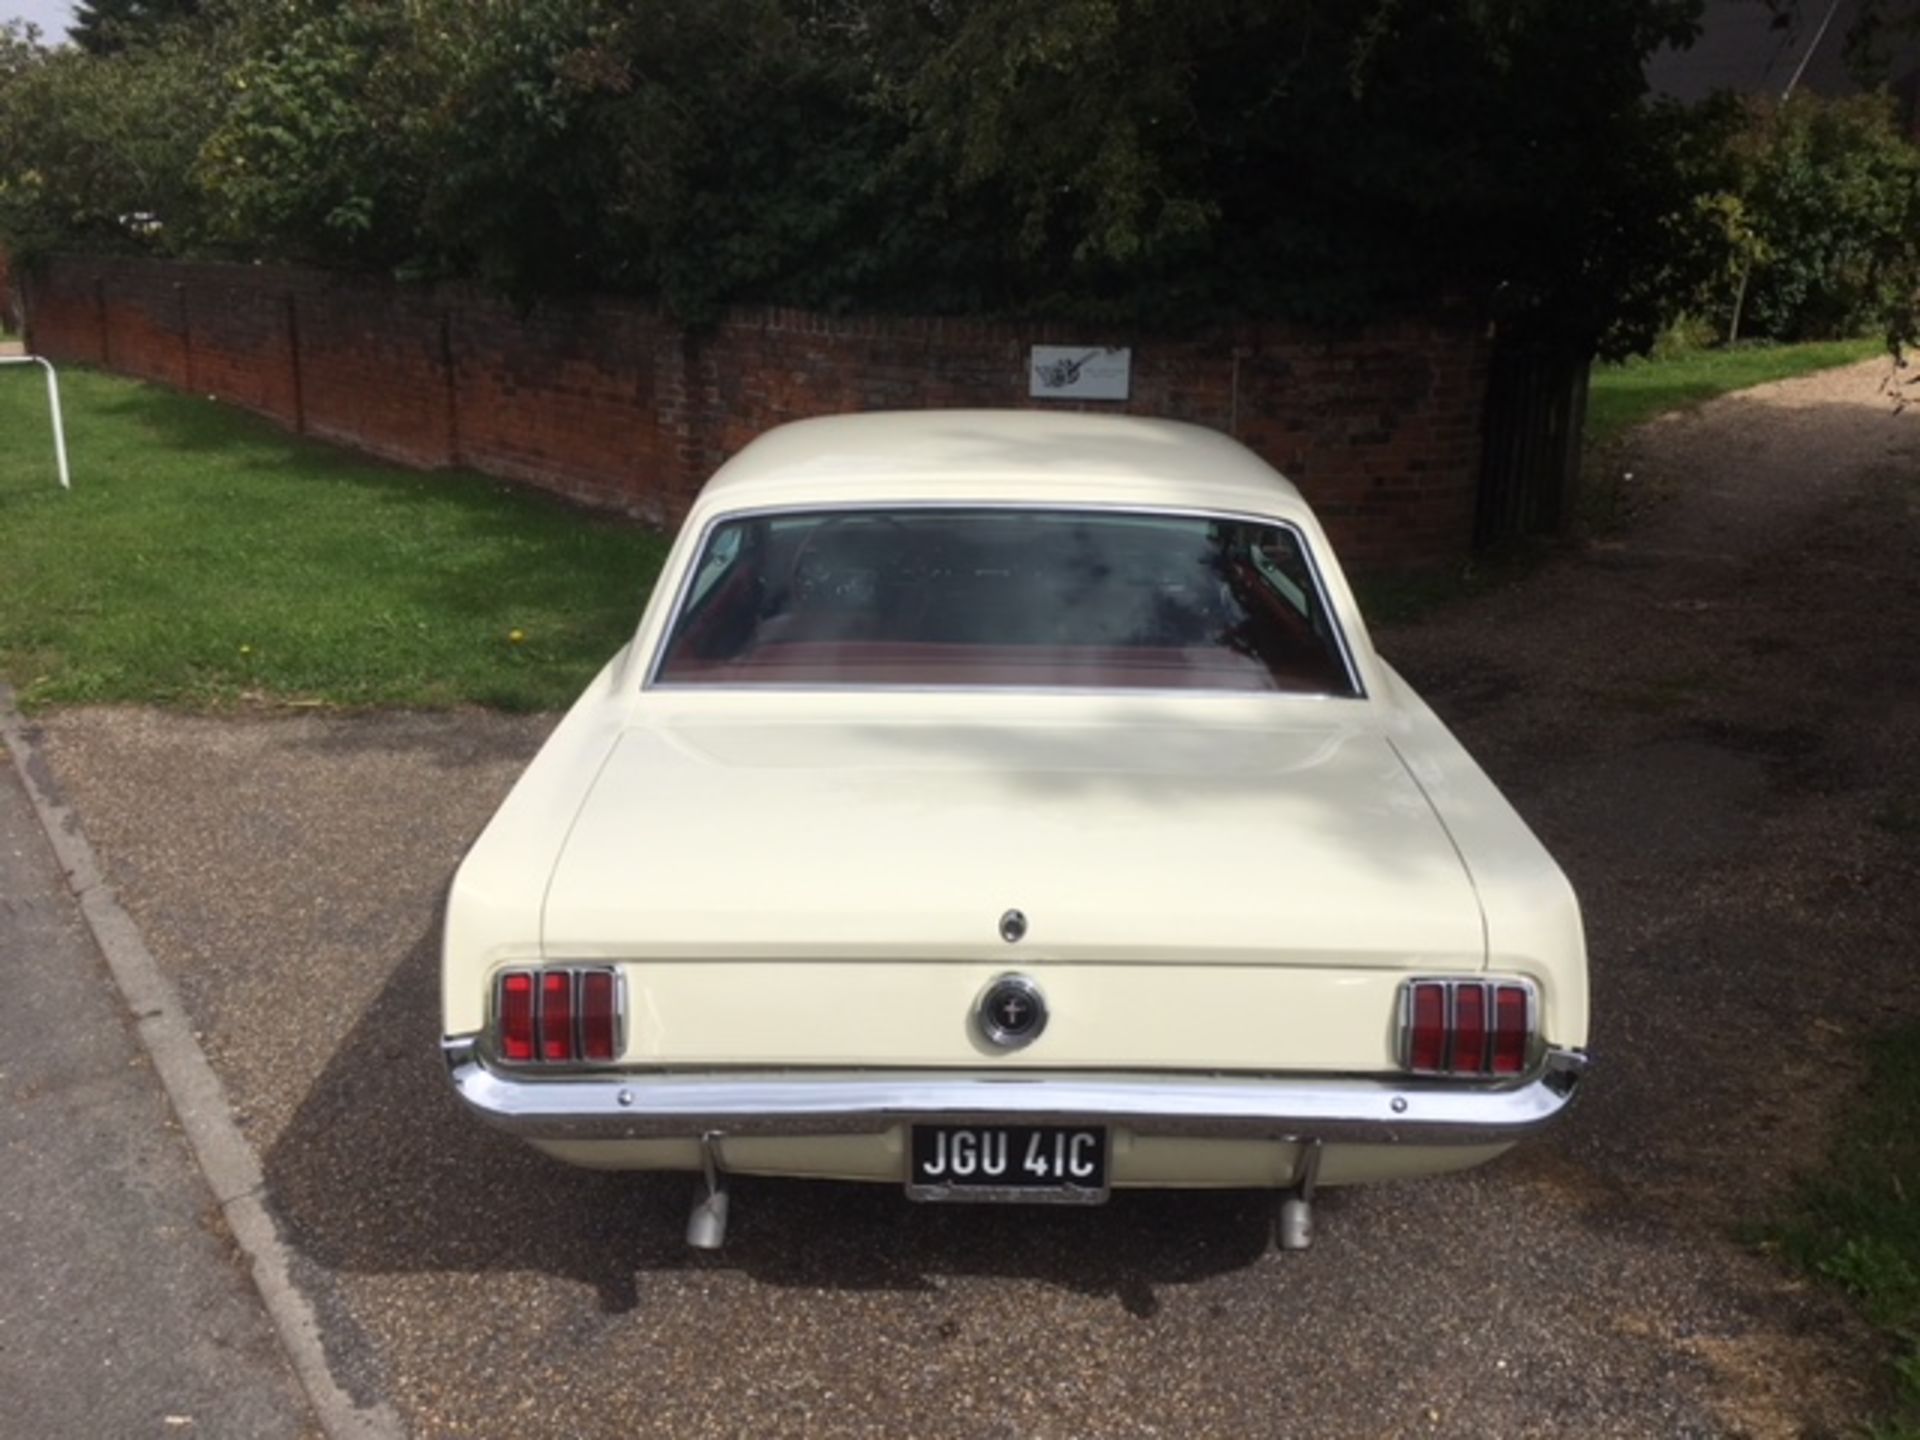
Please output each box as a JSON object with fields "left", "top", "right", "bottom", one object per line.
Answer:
{"left": 4, "top": 0, "right": 1722, "bottom": 349}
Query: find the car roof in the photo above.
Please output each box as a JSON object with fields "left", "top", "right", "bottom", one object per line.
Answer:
{"left": 694, "top": 410, "right": 1310, "bottom": 520}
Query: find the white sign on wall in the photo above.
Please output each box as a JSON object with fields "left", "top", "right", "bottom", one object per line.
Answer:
{"left": 1028, "top": 346, "right": 1131, "bottom": 401}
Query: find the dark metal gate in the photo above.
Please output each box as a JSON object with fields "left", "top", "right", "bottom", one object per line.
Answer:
{"left": 1476, "top": 341, "right": 1592, "bottom": 546}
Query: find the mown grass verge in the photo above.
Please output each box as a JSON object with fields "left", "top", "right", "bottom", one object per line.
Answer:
{"left": 0, "top": 366, "right": 669, "bottom": 710}
{"left": 1579, "top": 337, "right": 1889, "bottom": 535}
{"left": 1767, "top": 1024, "right": 1920, "bottom": 1439}
{"left": 2, "top": 346, "right": 1891, "bottom": 690}
{"left": 1585, "top": 337, "right": 1886, "bottom": 451}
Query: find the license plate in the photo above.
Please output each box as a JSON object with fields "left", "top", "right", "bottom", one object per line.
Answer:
{"left": 907, "top": 1124, "right": 1109, "bottom": 1203}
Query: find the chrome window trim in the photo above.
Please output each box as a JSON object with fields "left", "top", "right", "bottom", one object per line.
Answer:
{"left": 642, "top": 500, "right": 1368, "bottom": 701}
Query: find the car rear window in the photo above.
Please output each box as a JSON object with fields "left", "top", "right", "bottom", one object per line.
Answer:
{"left": 651, "top": 507, "right": 1359, "bottom": 695}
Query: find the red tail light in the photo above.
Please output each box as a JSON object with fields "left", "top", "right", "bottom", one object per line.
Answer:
{"left": 494, "top": 967, "right": 622, "bottom": 1066}
{"left": 1400, "top": 979, "right": 1536, "bottom": 1077}
{"left": 1492, "top": 983, "right": 1530, "bottom": 1075}
{"left": 1408, "top": 982, "right": 1446, "bottom": 1072}
{"left": 580, "top": 970, "right": 619, "bottom": 1062}
{"left": 1452, "top": 982, "right": 1488, "bottom": 1073}
{"left": 498, "top": 972, "right": 535, "bottom": 1062}
{"left": 540, "top": 971, "right": 575, "bottom": 1062}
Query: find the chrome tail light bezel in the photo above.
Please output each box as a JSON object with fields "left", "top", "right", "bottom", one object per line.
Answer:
{"left": 491, "top": 966, "right": 627, "bottom": 1069}
{"left": 1396, "top": 977, "right": 1542, "bottom": 1079}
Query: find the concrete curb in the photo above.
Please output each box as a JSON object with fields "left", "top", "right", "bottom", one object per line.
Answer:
{"left": 0, "top": 690, "right": 405, "bottom": 1440}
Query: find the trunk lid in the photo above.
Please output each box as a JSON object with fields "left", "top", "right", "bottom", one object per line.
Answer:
{"left": 542, "top": 706, "right": 1484, "bottom": 970}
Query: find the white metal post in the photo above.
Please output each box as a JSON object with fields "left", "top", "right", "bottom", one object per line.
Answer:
{"left": 0, "top": 355, "right": 71, "bottom": 489}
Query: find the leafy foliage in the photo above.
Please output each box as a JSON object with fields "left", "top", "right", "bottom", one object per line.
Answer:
{"left": 69, "top": 0, "right": 202, "bottom": 55}
{"left": 0, "top": 17, "right": 226, "bottom": 258}
{"left": 884, "top": 0, "right": 1723, "bottom": 348}
{"left": 1709, "top": 93, "right": 1920, "bottom": 343}
{"left": 188, "top": 0, "right": 900, "bottom": 313}
{"left": 0, "top": 0, "right": 1828, "bottom": 350}
{"left": 194, "top": 2, "right": 437, "bottom": 269}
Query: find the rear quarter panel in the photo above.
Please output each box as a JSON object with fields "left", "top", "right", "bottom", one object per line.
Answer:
{"left": 440, "top": 652, "right": 633, "bottom": 1037}
{"left": 1377, "top": 660, "right": 1590, "bottom": 1049}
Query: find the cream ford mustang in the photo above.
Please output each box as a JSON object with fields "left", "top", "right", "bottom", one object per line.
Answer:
{"left": 441, "top": 410, "right": 1589, "bottom": 1249}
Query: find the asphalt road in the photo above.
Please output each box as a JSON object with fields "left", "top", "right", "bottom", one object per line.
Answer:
{"left": 21, "top": 359, "right": 1920, "bottom": 1438}
{"left": 0, "top": 750, "right": 317, "bottom": 1439}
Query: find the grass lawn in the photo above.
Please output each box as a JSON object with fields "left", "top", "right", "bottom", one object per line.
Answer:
{"left": 1573, "top": 337, "right": 1888, "bottom": 537}
{"left": 0, "top": 366, "right": 670, "bottom": 710}
{"left": 1768, "top": 1024, "right": 1920, "bottom": 1439}
{"left": 1585, "top": 337, "right": 1886, "bottom": 451}
{"left": 0, "top": 344, "right": 1893, "bottom": 705}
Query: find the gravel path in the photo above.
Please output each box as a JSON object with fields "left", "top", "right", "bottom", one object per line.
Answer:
{"left": 28, "top": 357, "right": 1920, "bottom": 1438}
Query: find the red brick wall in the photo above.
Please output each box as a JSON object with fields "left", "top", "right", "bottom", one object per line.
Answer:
{"left": 448, "top": 294, "right": 669, "bottom": 517}
{"left": 23, "top": 256, "right": 1489, "bottom": 569}
{"left": 179, "top": 265, "right": 302, "bottom": 425}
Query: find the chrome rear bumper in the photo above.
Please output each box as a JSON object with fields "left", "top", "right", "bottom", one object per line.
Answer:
{"left": 440, "top": 1038, "right": 1587, "bottom": 1147}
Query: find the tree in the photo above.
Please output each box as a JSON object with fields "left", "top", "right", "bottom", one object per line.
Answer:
{"left": 70, "top": 0, "right": 201, "bottom": 54}
{"left": 870, "top": 0, "right": 1725, "bottom": 349}
{"left": 1718, "top": 92, "right": 1920, "bottom": 342}
{"left": 194, "top": 0, "right": 902, "bottom": 311}
{"left": 3, "top": 0, "right": 1768, "bottom": 354}
{"left": 0, "top": 19, "right": 225, "bottom": 258}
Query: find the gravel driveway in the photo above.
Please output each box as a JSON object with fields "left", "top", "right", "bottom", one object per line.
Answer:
{"left": 30, "top": 358, "right": 1920, "bottom": 1438}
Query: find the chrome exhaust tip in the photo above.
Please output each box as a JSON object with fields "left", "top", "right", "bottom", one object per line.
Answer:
{"left": 685, "top": 1187, "right": 729, "bottom": 1250}
{"left": 1276, "top": 1195, "right": 1313, "bottom": 1251}
{"left": 1276, "top": 1139, "right": 1323, "bottom": 1252}
{"left": 686, "top": 1131, "right": 729, "bottom": 1249}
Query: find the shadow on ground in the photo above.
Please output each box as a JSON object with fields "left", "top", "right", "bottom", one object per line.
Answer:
{"left": 261, "top": 915, "right": 1277, "bottom": 1318}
